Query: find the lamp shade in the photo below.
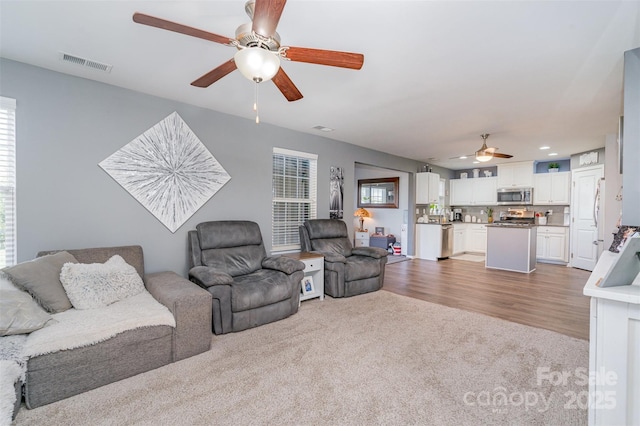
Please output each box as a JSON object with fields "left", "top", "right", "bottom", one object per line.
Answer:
{"left": 354, "top": 208, "right": 371, "bottom": 218}
{"left": 234, "top": 47, "right": 280, "bottom": 82}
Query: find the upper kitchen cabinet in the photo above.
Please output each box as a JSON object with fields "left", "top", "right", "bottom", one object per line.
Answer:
{"left": 416, "top": 172, "right": 440, "bottom": 204}
{"left": 450, "top": 176, "right": 497, "bottom": 206}
{"left": 497, "top": 161, "right": 534, "bottom": 188}
{"left": 533, "top": 171, "right": 571, "bottom": 205}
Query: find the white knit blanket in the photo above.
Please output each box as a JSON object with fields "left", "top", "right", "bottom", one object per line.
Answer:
{"left": 24, "top": 290, "right": 175, "bottom": 358}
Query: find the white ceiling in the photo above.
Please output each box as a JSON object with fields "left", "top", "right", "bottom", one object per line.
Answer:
{"left": 1, "top": 0, "right": 639, "bottom": 169}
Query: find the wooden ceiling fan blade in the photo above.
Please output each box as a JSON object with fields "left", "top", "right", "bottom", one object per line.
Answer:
{"left": 284, "top": 46, "right": 364, "bottom": 70}
{"left": 252, "top": 0, "right": 287, "bottom": 38}
{"left": 133, "top": 13, "right": 233, "bottom": 45}
{"left": 191, "top": 60, "right": 237, "bottom": 88}
{"left": 493, "top": 153, "right": 513, "bottom": 158}
{"left": 272, "top": 68, "right": 303, "bottom": 101}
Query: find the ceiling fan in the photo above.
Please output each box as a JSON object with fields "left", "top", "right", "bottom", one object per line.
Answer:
{"left": 451, "top": 134, "right": 514, "bottom": 162}
{"left": 132, "top": 0, "right": 364, "bottom": 102}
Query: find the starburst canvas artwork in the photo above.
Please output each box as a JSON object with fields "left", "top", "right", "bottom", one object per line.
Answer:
{"left": 99, "top": 112, "right": 231, "bottom": 233}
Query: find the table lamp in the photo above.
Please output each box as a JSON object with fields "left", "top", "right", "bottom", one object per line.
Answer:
{"left": 354, "top": 208, "right": 371, "bottom": 232}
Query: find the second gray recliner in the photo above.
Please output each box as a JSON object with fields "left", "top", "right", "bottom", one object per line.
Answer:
{"left": 299, "top": 219, "right": 388, "bottom": 298}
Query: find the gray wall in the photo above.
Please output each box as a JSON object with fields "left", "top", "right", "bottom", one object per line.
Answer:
{"left": 622, "top": 47, "right": 640, "bottom": 225}
{"left": 0, "top": 59, "right": 423, "bottom": 275}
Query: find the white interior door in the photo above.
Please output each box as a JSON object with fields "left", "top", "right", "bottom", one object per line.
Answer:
{"left": 571, "top": 166, "right": 604, "bottom": 271}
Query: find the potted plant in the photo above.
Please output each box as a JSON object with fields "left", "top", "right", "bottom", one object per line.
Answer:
{"left": 548, "top": 162, "right": 560, "bottom": 173}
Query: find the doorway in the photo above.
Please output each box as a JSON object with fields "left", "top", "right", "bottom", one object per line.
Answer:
{"left": 354, "top": 163, "right": 410, "bottom": 254}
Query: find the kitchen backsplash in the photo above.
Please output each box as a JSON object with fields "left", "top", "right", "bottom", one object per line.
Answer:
{"left": 416, "top": 205, "right": 569, "bottom": 225}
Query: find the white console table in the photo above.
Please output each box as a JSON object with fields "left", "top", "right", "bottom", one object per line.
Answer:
{"left": 583, "top": 250, "right": 640, "bottom": 426}
{"left": 354, "top": 231, "right": 369, "bottom": 247}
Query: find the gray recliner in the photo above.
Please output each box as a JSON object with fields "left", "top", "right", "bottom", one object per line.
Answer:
{"left": 299, "top": 219, "right": 388, "bottom": 298}
{"left": 188, "top": 221, "right": 306, "bottom": 334}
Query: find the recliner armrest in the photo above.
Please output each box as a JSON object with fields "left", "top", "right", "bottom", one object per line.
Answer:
{"left": 351, "top": 246, "right": 388, "bottom": 259}
{"left": 188, "top": 266, "right": 233, "bottom": 287}
{"left": 262, "top": 256, "right": 305, "bottom": 275}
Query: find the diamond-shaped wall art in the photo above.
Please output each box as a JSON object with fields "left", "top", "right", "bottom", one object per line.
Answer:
{"left": 100, "top": 112, "right": 231, "bottom": 233}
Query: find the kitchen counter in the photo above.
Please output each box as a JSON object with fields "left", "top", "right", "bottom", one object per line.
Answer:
{"left": 486, "top": 225, "right": 537, "bottom": 273}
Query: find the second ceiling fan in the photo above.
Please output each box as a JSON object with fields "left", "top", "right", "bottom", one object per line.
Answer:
{"left": 133, "top": 0, "right": 364, "bottom": 102}
{"left": 473, "top": 133, "right": 513, "bottom": 162}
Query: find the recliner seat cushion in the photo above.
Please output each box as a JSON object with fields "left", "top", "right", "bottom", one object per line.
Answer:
{"left": 231, "top": 269, "right": 294, "bottom": 312}
{"left": 345, "top": 256, "right": 382, "bottom": 281}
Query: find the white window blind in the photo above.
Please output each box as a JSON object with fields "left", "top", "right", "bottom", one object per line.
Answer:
{"left": 0, "top": 97, "right": 16, "bottom": 267}
{"left": 272, "top": 148, "right": 317, "bottom": 252}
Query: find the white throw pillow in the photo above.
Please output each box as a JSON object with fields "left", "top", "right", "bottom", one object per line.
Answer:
{"left": 59, "top": 255, "right": 145, "bottom": 309}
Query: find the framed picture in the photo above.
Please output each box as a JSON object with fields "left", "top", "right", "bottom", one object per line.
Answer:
{"left": 301, "top": 276, "right": 315, "bottom": 296}
{"left": 375, "top": 227, "right": 385, "bottom": 235}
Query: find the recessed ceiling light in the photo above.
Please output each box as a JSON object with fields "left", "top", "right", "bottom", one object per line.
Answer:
{"left": 459, "top": 156, "right": 467, "bottom": 159}
{"left": 549, "top": 152, "right": 558, "bottom": 156}
{"left": 312, "top": 125, "right": 334, "bottom": 132}
{"left": 540, "top": 146, "right": 550, "bottom": 150}
{"left": 472, "top": 161, "right": 480, "bottom": 164}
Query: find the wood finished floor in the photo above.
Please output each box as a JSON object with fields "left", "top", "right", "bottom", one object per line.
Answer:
{"left": 383, "top": 257, "right": 592, "bottom": 340}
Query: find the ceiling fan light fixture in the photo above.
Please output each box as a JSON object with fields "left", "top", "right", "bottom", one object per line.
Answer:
{"left": 475, "top": 150, "right": 494, "bottom": 162}
{"left": 234, "top": 47, "right": 280, "bottom": 82}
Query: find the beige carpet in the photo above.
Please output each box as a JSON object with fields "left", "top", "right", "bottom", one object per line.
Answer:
{"left": 15, "top": 291, "right": 588, "bottom": 425}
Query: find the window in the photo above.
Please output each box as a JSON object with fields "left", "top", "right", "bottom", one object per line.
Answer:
{"left": 0, "top": 97, "right": 16, "bottom": 267}
{"left": 272, "top": 148, "right": 317, "bottom": 252}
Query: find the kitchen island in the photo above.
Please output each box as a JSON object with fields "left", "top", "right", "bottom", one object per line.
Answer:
{"left": 485, "top": 224, "right": 537, "bottom": 273}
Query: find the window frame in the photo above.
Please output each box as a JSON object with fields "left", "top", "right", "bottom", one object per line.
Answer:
{"left": 0, "top": 97, "right": 17, "bottom": 267}
{"left": 272, "top": 147, "right": 317, "bottom": 253}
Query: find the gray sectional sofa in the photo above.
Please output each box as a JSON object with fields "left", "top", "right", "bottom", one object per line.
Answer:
{"left": 4, "top": 245, "right": 212, "bottom": 411}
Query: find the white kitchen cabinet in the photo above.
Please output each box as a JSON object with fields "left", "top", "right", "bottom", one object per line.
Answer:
{"left": 453, "top": 223, "right": 467, "bottom": 255}
{"left": 473, "top": 177, "right": 498, "bottom": 205}
{"left": 497, "top": 161, "right": 534, "bottom": 188}
{"left": 449, "top": 177, "right": 497, "bottom": 206}
{"left": 416, "top": 172, "right": 440, "bottom": 204}
{"left": 533, "top": 171, "right": 571, "bottom": 205}
{"left": 415, "top": 224, "right": 445, "bottom": 261}
{"left": 466, "top": 224, "right": 487, "bottom": 253}
{"left": 536, "top": 226, "right": 569, "bottom": 263}
{"left": 450, "top": 179, "right": 472, "bottom": 206}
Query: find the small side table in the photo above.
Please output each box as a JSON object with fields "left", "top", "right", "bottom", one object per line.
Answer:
{"left": 282, "top": 252, "right": 325, "bottom": 302}
{"left": 355, "top": 231, "right": 369, "bottom": 247}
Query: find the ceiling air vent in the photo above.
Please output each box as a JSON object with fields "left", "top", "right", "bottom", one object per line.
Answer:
{"left": 59, "top": 52, "right": 112, "bottom": 73}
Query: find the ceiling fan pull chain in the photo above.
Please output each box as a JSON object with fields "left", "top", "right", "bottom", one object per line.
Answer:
{"left": 254, "top": 80, "right": 260, "bottom": 124}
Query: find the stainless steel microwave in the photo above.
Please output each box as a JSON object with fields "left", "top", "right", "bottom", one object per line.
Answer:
{"left": 496, "top": 188, "right": 533, "bottom": 205}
